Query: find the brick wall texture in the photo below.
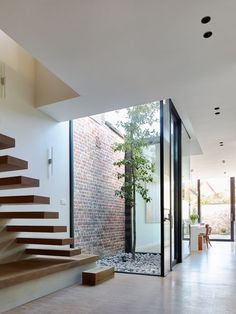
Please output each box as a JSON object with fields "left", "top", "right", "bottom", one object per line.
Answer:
{"left": 73, "top": 117, "right": 125, "bottom": 257}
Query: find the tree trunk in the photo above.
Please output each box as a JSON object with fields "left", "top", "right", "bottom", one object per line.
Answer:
{"left": 130, "top": 131, "right": 136, "bottom": 260}
{"left": 132, "top": 179, "right": 136, "bottom": 260}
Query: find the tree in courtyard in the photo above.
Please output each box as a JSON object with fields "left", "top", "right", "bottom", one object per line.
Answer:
{"left": 113, "top": 102, "right": 159, "bottom": 259}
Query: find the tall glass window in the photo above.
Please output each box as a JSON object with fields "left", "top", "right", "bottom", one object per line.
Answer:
{"left": 201, "top": 178, "right": 231, "bottom": 240}
{"left": 181, "top": 125, "right": 191, "bottom": 257}
{"left": 136, "top": 142, "right": 161, "bottom": 254}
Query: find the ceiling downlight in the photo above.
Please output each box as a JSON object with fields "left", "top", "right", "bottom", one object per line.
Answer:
{"left": 201, "top": 16, "right": 211, "bottom": 24}
{"left": 203, "top": 31, "right": 213, "bottom": 38}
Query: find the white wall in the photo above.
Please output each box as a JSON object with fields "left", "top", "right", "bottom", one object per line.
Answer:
{"left": 0, "top": 31, "right": 70, "bottom": 264}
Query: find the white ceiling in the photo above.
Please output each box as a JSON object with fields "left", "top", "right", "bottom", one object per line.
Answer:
{"left": 0, "top": 0, "right": 236, "bottom": 179}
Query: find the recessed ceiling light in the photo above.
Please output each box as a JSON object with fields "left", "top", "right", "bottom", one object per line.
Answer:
{"left": 214, "top": 107, "right": 220, "bottom": 110}
{"left": 201, "top": 16, "right": 211, "bottom": 24}
{"left": 203, "top": 31, "right": 213, "bottom": 38}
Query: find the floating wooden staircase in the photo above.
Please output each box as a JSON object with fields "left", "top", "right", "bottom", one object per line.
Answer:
{"left": 0, "top": 133, "right": 100, "bottom": 312}
{"left": 0, "top": 132, "right": 82, "bottom": 259}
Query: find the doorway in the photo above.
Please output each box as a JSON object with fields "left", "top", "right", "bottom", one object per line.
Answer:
{"left": 198, "top": 177, "right": 235, "bottom": 241}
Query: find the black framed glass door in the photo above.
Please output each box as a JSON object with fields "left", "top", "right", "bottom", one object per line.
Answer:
{"left": 170, "top": 103, "right": 182, "bottom": 268}
{"left": 160, "top": 99, "right": 182, "bottom": 276}
{"left": 160, "top": 99, "right": 171, "bottom": 276}
{"left": 170, "top": 113, "right": 181, "bottom": 267}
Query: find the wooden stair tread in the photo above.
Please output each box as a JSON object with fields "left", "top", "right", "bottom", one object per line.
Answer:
{"left": 0, "top": 155, "right": 28, "bottom": 172}
{"left": 0, "top": 134, "right": 15, "bottom": 150}
{"left": 0, "top": 176, "right": 39, "bottom": 189}
{"left": 0, "top": 195, "right": 50, "bottom": 205}
{"left": 16, "top": 237, "right": 73, "bottom": 245}
{"left": 83, "top": 266, "right": 114, "bottom": 274}
{"left": 0, "top": 212, "right": 58, "bottom": 219}
{"left": 0, "top": 255, "right": 99, "bottom": 289}
{"left": 82, "top": 266, "right": 115, "bottom": 285}
{"left": 7, "top": 225, "right": 67, "bottom": 232}
{"left": 25, "top": 248, "right": 81, "bottom": 257}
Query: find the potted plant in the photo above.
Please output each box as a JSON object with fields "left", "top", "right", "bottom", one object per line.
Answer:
{"left": 190, "top": 210, "right": 199, "bottom": 225}
{"left": 220, "top": 228, "right": 226, "bottom": 234}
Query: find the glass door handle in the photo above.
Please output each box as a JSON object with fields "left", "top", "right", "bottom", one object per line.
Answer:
{"left": 231, "top": 212, "right": 235, "bottom": 221}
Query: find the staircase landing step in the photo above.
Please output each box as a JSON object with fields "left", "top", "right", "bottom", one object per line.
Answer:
{"left": 7, "top": 225, "right": 67, "bottom": 233}
{"left": 16, "top": 237, "right": 73, "bottom": 245}
{"left": 0, "top": 195, "right": 50, "bottom": 205}
{"left": 0, "top": 212, "right": 58, "bottom": 219}
{"left": 0, "top": 134, "right": 15, "bottom": 150}
{"left": 25, "top": 248, "right": 81, "bottom": 257}
{"left": 0, "top": 155, "right": 28, "bottom": 172}
{"left": 0, "top": 255, "right": 99, "bottom": 290}
{"left": 82, "top": 266, "right": 115, "bottom": 286}
{"left": 0, "top": 176, "right": 39, "bottom": 190}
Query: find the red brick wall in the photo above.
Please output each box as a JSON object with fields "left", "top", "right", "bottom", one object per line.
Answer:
{"left": 73, "top": 117, "right": 125, "bottom": 257}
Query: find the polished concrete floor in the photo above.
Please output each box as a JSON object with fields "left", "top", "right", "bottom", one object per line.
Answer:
{"left": 6, "top": 242, "right": 236, "bottom": 314}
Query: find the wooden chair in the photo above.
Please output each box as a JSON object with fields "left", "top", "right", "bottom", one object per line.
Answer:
{"left": 203, "top": 224, "right": 212, "bottom": 248}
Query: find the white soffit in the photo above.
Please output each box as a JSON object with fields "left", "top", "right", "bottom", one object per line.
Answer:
{"left": 35, "top": 61, "right": 79, "bottom": 109}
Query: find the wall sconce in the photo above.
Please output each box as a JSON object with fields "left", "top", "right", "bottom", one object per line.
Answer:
{"left": 48, "top": 147, "right": 53, "bottom": 177}
{"left": 0, "top": 62, "right": 6, "bottom": 99}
